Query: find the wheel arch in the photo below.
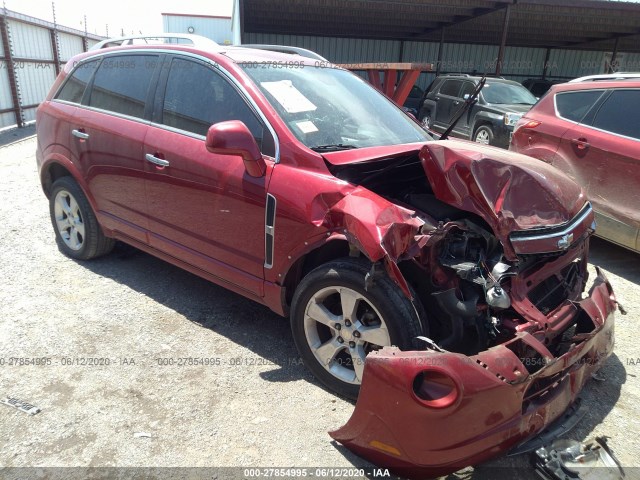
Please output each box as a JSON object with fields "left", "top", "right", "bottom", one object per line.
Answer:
{"left": 42, "top": 162, "right": 73, "bottom": 197}
{"left": 472, "top": 119, "right": 495, "bottom": 138}
{"left": 281, "top": 238, "right": 352, "bottom": 314}
{"left": 40, "top": 156, "right": 99, "bottom": 213}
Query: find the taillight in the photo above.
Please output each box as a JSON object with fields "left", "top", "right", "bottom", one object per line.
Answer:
{"left": 412, "top": 369, "right": 460, "bottom": 408}
{"left": 514, "top": 117, "right": 541, "bottom": 134}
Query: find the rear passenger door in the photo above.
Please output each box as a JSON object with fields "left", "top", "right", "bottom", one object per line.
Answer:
{"left": 432, "top": 79, "right": 463, "bottom": 131}
{"left": 70, "top": 54, "right": 160, "bottom": 244}
{"left": 456, "top": 81, "right": 477, "bottom": 137}
{"left": 143, "top": 56, "right": 276, "bottom": 296}
{"left": 560, "top": 89, "right": 640, "bottom": 250}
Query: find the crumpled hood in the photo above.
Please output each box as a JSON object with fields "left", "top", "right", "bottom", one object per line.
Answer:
{"left": 420, "top": 140, "right": 586, "bottom": 236}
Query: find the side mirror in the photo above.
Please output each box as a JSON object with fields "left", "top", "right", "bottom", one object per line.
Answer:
{"left": 463, "top": 94, "right": 470, "bottom": 100}
{"left": 205, "top": 120, "right": 266, "bottom": 178}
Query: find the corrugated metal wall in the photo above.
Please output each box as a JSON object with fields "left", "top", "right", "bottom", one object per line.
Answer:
{"left": 0, "top": 11, "right": 103, "bottom": 129}
{"left": 163, "top": 15, "right": 233, "bottom": 45}
{"left": 245, "top": 32, "right": 630, "bottom": 90}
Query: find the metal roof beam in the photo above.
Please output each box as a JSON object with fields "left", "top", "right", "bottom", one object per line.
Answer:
{"left": 409, "top": 1, "right": 512, "bottom": 39}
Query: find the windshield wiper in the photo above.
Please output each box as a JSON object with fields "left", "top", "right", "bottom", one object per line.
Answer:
{"left": 311, "top": 144, "right": 359, "bottom": 152}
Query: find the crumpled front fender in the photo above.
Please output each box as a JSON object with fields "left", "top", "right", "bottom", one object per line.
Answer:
{"left": 319, "top": 186, "right": 429, "bottom": 297}
{"left": 330, "top": 269, "right": 616, "bottom": 479}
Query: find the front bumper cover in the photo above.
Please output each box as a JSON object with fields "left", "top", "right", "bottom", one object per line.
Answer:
{"left": 330, "top": 269, "right": 616, "bottom": 479}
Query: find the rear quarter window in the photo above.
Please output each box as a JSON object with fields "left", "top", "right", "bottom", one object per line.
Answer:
{"left": 555, "top": 90, "right": 604, "bottom": 122}
{"left": 56, "top": 60, "right": 99, "bottom": 104}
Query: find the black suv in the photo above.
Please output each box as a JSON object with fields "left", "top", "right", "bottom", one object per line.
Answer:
{"left": 417, "top": 74, "right": 537, "bottom": 148}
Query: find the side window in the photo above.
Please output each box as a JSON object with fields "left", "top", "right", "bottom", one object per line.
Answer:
{"left": 590, "top": 90, "right": 640, "bottom": 140}
{"left": 555, "top": 90, "right": 603, "bottom": 123}
{"left": 439, "top": 80, "right": 463, "bottom": 97}
{"left": 460, "top": 82, "right": 475, "bottom": 99}
{"left": 56, "top": 60, "right": 99, "bottom": 103}
{"left": 88, "top": 55, "right": 157, "bottom": 118}
{"left": 161, "top": 58, "right": 273, "bottom": 154}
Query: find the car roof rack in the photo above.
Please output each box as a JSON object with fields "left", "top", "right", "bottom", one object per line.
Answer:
{"left": 240, "top": 44, "right": 328, "bottom": 62}
{"left": 569, "top": 72, "right": 640, "bottom": 82}
{"left": 90, "top": 33, "right": 221, "bottom": 51}
{"left": 440, "top": 73, "right": 506, "bottom": 80}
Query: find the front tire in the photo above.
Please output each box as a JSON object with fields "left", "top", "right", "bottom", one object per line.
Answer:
{"left": 49, "top": 177, "right": 114, "bottom": 260}
{"left": 419, "top": 111, "right": 432, "bottom": 130}
{"left": 290, "top": 258, "right": 424, "bottom": 400}
{"left": 473, "top": 125, "right": 494, "bottom": 145}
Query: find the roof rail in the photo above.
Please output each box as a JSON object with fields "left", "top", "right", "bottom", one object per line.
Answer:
{"left": 569, "top": 72, "right": 640, "bottom": 83}
{"left": 90, "top": 33, "right": 221, "bottom": 51}
{"left": 241, "top": 44, "right": 328, "bottom": 62}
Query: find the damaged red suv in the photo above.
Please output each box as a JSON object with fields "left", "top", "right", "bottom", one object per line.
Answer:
{"left": 36, "top": 35, "right": 617, "bottom": 477}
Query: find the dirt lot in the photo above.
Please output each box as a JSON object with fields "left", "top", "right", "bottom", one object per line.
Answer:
{"left": 1, "top": 134, "right": 639, "bottom": 479}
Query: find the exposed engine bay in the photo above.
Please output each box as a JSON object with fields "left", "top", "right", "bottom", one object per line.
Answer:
{"left": 322, "top": 141, "right": 615, "bottom": 479}
{"left": 327, "top": 150, "right": 591, "bottom": 364}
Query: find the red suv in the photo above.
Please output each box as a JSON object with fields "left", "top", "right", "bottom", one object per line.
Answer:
{"left": 511, "top": 80, "right": 640, "bottom": 253}
{"left": 36, "top": 35, "right": 617, "bottom": 477}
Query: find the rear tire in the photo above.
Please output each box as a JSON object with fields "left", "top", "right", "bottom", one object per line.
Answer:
{"left": 420, "top": 111, "right": 432, "bottom": 130}
{"left": 49, "top": 177, "right": 114, "bottom": 260}
{"left": 290, "top": 258, "right": 424, "bottom": 400}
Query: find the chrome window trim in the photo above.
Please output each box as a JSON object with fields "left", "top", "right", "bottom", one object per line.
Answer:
{"left": 52, "top": 100, "right": 153, "bottom": 126}
{"left": 553, "top": 88, "right": 640, "bottom": 142}
{"left": 51, "top": 48, "right": 280, "bottom": 162}
{"left": 510, "top": 203, "right": 593, "bottom": 242}
{"left": 578, "top": 123, "right": 640, "bottom": 143}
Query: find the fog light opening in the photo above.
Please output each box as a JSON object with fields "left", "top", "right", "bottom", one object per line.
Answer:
{"left": 413, "top": 370, "right": 458, "bottom": 408}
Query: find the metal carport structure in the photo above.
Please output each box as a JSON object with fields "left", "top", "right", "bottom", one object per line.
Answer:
{"left": 237, "top": 0, "right": 640, "bottom": 78}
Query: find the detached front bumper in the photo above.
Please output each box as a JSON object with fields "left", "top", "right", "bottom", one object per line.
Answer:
{"left": 330, "top": 269, "right": 616, "bottom": 479}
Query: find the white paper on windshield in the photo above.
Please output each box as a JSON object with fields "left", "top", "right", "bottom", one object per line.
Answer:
{"left": 261, "top": 80, "right": 317, "bottom": 113}
{"left": 295, "top": 120, "right": 319, "bottom": 134}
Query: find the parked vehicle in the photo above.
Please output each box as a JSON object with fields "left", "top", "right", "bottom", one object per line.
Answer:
{"left": 402, "top": 84, "right": 425, "bottom": 116}
{"left": 417, "top": 74, "right": 537, "bottom": 148}
{"left": 36, "top": 35, "right": 617, "bottom": 477}
{"left": 522, "top": 78, "right": 561, "bottom": 98}
{"left": 511, "top": 80, "right": 640, "bottom": 253}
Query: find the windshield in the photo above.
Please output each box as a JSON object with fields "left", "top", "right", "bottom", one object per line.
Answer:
{"left": 240, "top": 64, "right": 431, "bottom": 150}
{"left": 481, "top": 81, "right": 537, "bottom": 105}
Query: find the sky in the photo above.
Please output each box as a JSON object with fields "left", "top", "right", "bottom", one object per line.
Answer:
{"left": 5, "top": 0, "right": 234, "bottom": 37}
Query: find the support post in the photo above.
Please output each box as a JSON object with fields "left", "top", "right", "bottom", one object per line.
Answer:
{"left": 608, "top": 37, "right": 620, "bottom": 73}
{"left": 367, "top": 70, "right": 382, "bottom": 91}
{"left": 383, "top": 69, "right": 398, "bottom": 97}
{"left": 495, "top": 4, "right": 511, "bottom": 76}
{"left": 542, "top": 47, "right": 551, "bottom": 80}
{"left": 49, "top": 28, "right": 61, "bottom": 76}
{"left": 0, "top": 14, "right": 24, "bottom": 127}
{"left": 436, "top": 27, "right": 445, "bottom": 75}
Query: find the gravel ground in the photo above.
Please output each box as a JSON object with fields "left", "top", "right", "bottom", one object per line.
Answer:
{"left": 1, "top": 136, "right": 639, "bottom": 479}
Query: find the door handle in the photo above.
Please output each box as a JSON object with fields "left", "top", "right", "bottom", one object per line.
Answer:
{"left": 72, "top": 129, "right": 89, "bottom": 140}
{"left": 571, "top": 138, "right": 590, "bottom": 151}
{"left": 145, "top": 153, "right": 170, "bottom": 167}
